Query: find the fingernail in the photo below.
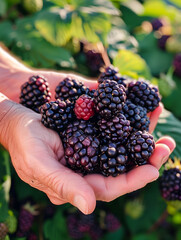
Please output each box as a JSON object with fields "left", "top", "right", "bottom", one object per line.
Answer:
{"left": 73, "top": 195, "right": 88, "bottom": 214}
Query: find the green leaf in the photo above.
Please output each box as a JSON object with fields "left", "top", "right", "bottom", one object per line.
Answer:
{"left": 44, "top": 208, "right": 71, "bottom": 240}
{"left": 141, "top": 0, "right": 177, "bottom": 21}
{"left": 0, "top": 21, "right": 13, "bottom": 46}
{"left": 164, "top": 0, "right": 181, "bottom": 7}
{"left": 113, "top": 49, "right": 151, "bottom": 79}
{"left": 132, "top": 233, "right": 159, "bottom": 240}
{"left": 154, "top": 108, "right": 181, "bottom": 158}
{"left": 0, "top": 0, "right": 7, "bottom": 16}
{"left": 35, "top": 7, "right": 73, "bottom": 46}
{"left": 102, "top": 228, "right": 124, "bottom": 240}
{"left": 0, "top": 186, "right": 8, "bottom": 222}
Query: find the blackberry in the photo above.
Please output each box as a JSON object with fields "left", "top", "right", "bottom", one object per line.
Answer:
{"left": 122, "top": 100, "right": 150, "bottom": 132}
{"left": 94, "top": 80, "right": 126, "bottom": 119}
{"left": 40, "top": 99, "right": 74, "bottom": 134}
{"left": 18, "top": 208, "right": 34, "bottom": 234}
{"left": 99, "top": 142, "right": 128, "bottom": 177}
{"left": 20, "top": 75, "right": 51, "bottom": 113}
{"left": 151, "top": 18, "right": 164, "bottom": 31}
{"left": 85, "top": 49, "right": 105, "bottom": 76}
{"left": 127, "top": 131, "right": 155, "bottom": 166}
{"left": 67, "top": 214, "right": 84, "bottom": 239}
{"left": 28, "top": 233, "right": 37, "bottom": 240}
{"left": 104, "top": 213, "right": 121, "bottom": 232}
{"left": 98, "top": 113, "right": 132, "bottom": 143}
{"left": 173, "top": 54, "right": 181, "bottom": 77}
{"left": 55, "top": 77, "right": 87, "bottom": 102}
{"left": 78, "top": 213, "right": 95, "bottom": 233}
{"left": 127, "top": 80, "right": 161, "bottom": 112}
{"left": 158, "top": 35, "right": 171, "bottom": 50}
{"left": 0, "top": 223, "right": 8, "bottom": 240}
{"left": 98, "top": 65, "right": 126, "bottom": 86}
{"left": 74, "top": 94, "right": 95, "bottom": 120}
{"left": 62, "top": 119, "right": 98, "bottom": 144}
{"left": 65, "top": 130, "right": 100, "bottom": 174}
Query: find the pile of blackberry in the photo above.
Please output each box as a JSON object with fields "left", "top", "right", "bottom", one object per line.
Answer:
{"left": 19, "top": 65, "right": 161, "bottom": 177}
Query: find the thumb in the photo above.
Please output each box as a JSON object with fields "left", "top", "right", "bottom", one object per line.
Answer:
{"left": 41, "top": 160, "right": 97, "bottom": 214}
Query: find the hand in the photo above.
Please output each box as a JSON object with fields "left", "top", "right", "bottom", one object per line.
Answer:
{"left": 3, "top": 70, "right": 176, "bottom": 215}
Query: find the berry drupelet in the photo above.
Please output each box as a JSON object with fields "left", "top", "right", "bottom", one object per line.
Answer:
{"left": 94, "top": 80, "right": 126, "bottom": 119}
{"left": 65, "top": 130, "right": 100, "bottom": 174}
{"left": 74, "top": 94, "right": 95, "bottom": 120}
{"left": 40, "top": 99, "right": 74, "bottom": 134}
{"left": 127, "top": 79, "right": 161, "bottom": 112}
{"left": 99, "top": 142, "right": 128, "bottom": 177}
{"left": 20, "top": 75, "right": 51, "bottom": 113}
{"left": 98, "top": 113, "right": 132, "bottom": 143}
{"left": 122, "top": 100, "right": 150, "bottom": 132}
{"left": 55, "top": 77, "right": 87, "bottom": 102}
{"left": 98, "top": 65, "right": 126, "bottom": 86}
{"left": 127, "top": 131, "right": 155, "bottom": 166}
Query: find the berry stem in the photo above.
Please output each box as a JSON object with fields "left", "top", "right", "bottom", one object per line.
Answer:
{"left": 96, "top": 42, "right": 111, "bottom": 67}
{"left": 147, "top": 210, "right": 168, "bottom": 233}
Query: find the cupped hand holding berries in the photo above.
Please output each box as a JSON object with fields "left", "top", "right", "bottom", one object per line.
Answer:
{"left": 0, "top": 64, "right": 176, "bottom": 215}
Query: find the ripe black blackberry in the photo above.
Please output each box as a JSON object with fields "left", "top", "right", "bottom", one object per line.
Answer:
{"left": 160, "top": 158, "right": 181, "bottom": 201}
{"left": 62, "top": 119, "right": 98, "bottom": 145}
{"left": 98, "top": 65, "right": 126, "bottom": 86}
{"left": 20, "top": 75, "right": 51, "bottom": 113}
{"left": 127, "top": 79, "right": 161, "bottom": 112}
{"left": 94, "top": 80, "right": 126, "bottom": 119}
{"left": 40, "top": 99, "right": 74, "bottom": 134}
{"left": 158, "top": 35, "right": 171, "bottom": 50}
{"left": 67, "top": 214, "right": 84, "bottom": 239}
{"left": 55, "top": 77, "right": 87, "bottom": 102}
{"left": 0, "top": 223, "right": 8, "bottom": 240}
{"left": 85, "top": 49, "right": 105, "bottom": 76}
{"left": 104, "top": 213, "right": 121, "bottom": 232}
{"left": 151, "top": 18, "right": 164, "bottom": 31}
{"left": 127, "top": 131, "right": 155, "bottom": 166}
{"left": 17, "top": 207, "right": 34, "bottom": 235}
{"left": 65, "top": 130, "right": 100, "bottom": 174}
{"left": 98, "top": 113, "right": 132, "bottom": 143}
{"left": 122, "top": 100, "right": 150, "bottom": 132}
{"left": 99, "top": 142, "right": 128, "bottom": 177}
{"left": 173, "top": 54, "right": 181, "bottom": 77}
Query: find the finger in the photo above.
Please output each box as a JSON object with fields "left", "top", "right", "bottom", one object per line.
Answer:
{"left": 37, "top": 158, "right": 96, "bottom": 214}
{"left": 46, "top": 193, "right": 67, "bottom": 205}
{"left": 156, "top": 136, "right": 176, "bottom": 153}
{"left": 148, "top": 143, "right": 171, "bottom": 169}
{"left": 83, "top": 79, "right": 98, "bottom": 90}
{"left": 149, "top": 103, "right": 163, "bottom": 133}
{"left": 85, "top": 165, "right": 159, "bottom": 202}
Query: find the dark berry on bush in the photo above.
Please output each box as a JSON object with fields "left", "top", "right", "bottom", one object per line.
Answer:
{"left": 98, "top": 113, "right": 132, "bottom": 143}
{"left": 158, "top": 35, "right": 171, "bottom": 50}
{"left": 40, "top": 99, "right": 74, "bottom": 134}
{"left": 28, "top": 232, "right": 38, "bottom": 240}
{"left": 100, "top": 142, "right": 128, "bottom": 177}
{"left": 55, "top": 77, "right": 87, "bottom": 102}
{"left": 104, "top": 213, "right": 121, "bottom": 232}
{"left": 122, "top": 100, "right": 150, "bottom": 132}
{"left": 0, "top": 223, "right": 8, "bottom": 240}
{"left": 98, "top": 65, "right": 126, "bottom": 86}
{"left": 173, "top": 54, "right": 181, "bottom": 77}
{"left": 20, "top": 75, "right": 51, "bottom": 113}
{"left": 67, "top": 214, "right": 84, "bottom": 239}
{"left": 151, "top": 18, "right": 164, "bottom": 31}
{"left": 74, "top": 94, "right": 95, "bottom": 120}
{"left": 65, "top": 130, "right": 100, "bottom": 174}
{"left": 17, "top": 208, "right": 34, "bottom": 234}
{"left": 94, "top": 80, "right": 126, "bottom": 119}
{"left": 127, "top": 131, "right": 155, "bottom": 166}
{"left": 127, "top": 80, "right": 161, "bottom": 112}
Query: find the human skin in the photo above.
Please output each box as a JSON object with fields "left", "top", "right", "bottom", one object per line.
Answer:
{"left": 0, "top": 47, "right": 176, "bottom": 214}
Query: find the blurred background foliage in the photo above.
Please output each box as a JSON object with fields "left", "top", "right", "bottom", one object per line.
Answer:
{"left": 1, "top": 0, "right": 181, "bottom": 239}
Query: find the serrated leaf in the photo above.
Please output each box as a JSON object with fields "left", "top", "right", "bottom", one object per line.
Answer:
{"left": 154, "top": 108, "right": 181, "bottom": 158}
{"left": 113, "top": 49, "right": 151, "bottom": 79}
{"left": 35, "top": 7, "right": 73, "bottom": 46}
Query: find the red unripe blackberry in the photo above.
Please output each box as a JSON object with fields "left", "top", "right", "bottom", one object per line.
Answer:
{"left": 40, "top": 99, "right": 74, "bottom": 134}
{"left": 65, "top": 130, "right": 100, "bottom": 174}
{"left": 158, "top": 35, "right": 171, "bottom": 50}
{"left": 173, "top": 54, "right": 181, "bottom": 77}
{"left": 100, "top": 142, "right": 128, "bottom": 177}
{"left": 0, "top": 223, "right": 8, "bottom": 240}
{"left": 98, "top": 65, "right": 126, "bottom": 86}
{"left": 127, "top": 80, "right": 161, "bottom": 112}
{"left": 20, "top": 75, "right": 51, "bottom": 113}
{"left": 127, "top": 131, "right": 155, "bottom": 166}
{"left": 74, "top": 94, "right": 95, "bottom": 120}
{"left": 94, "top": 80, "right": 126, "bottom": 119}
{"left": 160, "top": 168, "right": 181, "bottom": 201}
{"left": 122, "top": 100, "right": 150, "bottom": 132}
{"left": 55, "top": 77, "right": 87, "bottom": 102}
{"left": 98, "top": 113, "right": 132, "bottom": 143}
